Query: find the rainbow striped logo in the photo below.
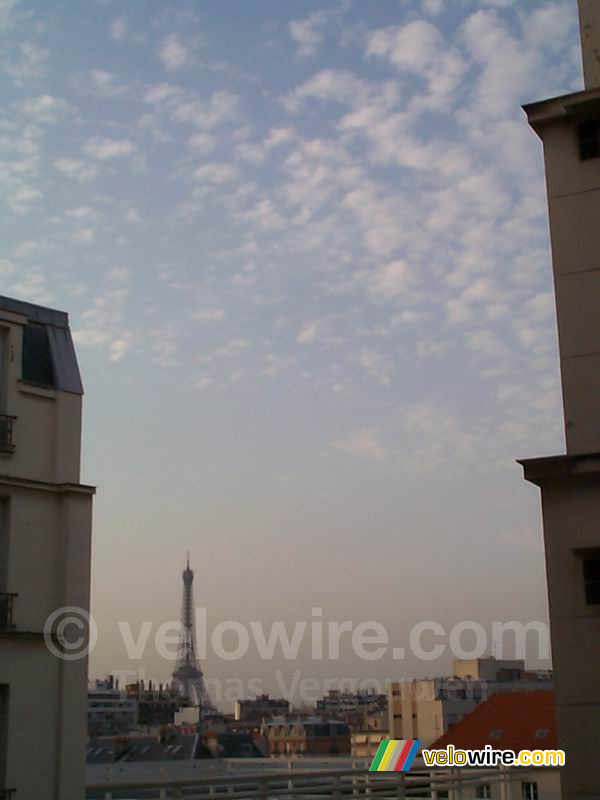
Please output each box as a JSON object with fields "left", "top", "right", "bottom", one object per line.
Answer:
{"left": 369, "top": 739, "right": 421, "bottom": 772}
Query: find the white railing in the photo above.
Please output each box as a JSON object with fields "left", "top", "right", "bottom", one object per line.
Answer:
{"left": 85, "top": 761, "right": 541, "bottom": 799}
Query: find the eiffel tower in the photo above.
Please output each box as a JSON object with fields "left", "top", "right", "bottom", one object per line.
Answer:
{"left": 171, "top": 554, "right": 212, "bottom": 710}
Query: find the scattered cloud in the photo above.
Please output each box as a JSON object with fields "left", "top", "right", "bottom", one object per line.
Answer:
{"left": 18, "top": 94, "right": 69, "bottom": 122}
{"left": 54, "top": 158, "right": 99, "bottom": 181}
{"left": 332, "top": 428, "right": 387, "bottom": 461}
{"left": 87, "top": 68, "right": 128, "bottom": 97}
{"left": 0, "top": 0, "right": 573, "bottom": 481}
{"left": 289, "top": 10, "right": 328, "bottom": 58}
{"left": 1, "top": 41, "right": 47, "bottom": 84}
{"left": 193, "top": 308, "right": 226, "bottom": 322}
{"left": 109, "top": 16, "right": 128, "bottom": 41}
{"left": 159, "top": 34, "right": 192, "bottom": 70}
{"left": 83, "top": 136, "right": 137, "bottom": 160}
{"left": 296, "top": 321, "right": 322, "bottom": 345}
{"left": 193, "top": 162, "right": 238, "bottom": 184}
{"left": 368, "top": 260, "right": 413, "bottom": 298}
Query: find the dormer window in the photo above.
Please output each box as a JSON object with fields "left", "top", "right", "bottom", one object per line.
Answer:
{"left": 578, "top": 119, "right": 600, "bottom": 160}
{"left": 582, "top": 552, "right": 600, "bottom": 605}
{"left": 22, "top": 322, "right": 55, "bottom": 388}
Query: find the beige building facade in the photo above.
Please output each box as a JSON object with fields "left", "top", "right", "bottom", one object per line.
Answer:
{"left": 519, "top": 3, "right": 600, "bottom": 798}
{"left": 0, "top": 297, "right": 94, "bottom": 798}
{"left": 388, "top": 659, "right": 551, "bottom": 747}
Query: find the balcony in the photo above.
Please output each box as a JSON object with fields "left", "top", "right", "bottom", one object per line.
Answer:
{"left": 0, "top": 790, "right": 17, "bottom": 799}
{"left": 0, "top": 414, "right": 15, "bottom": 452}
{"left": 0, "top": 593, "right": 16, "bottom": 630}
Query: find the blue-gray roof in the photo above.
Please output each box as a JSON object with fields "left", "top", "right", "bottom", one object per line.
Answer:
{"left": 0, "top": 295, "right": 84, "bottom": 395}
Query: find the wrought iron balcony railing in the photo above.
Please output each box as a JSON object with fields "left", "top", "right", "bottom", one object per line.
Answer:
{"left": 0, "top": 593, "right": 17, "bottom": 630}
{"left": 0, "top": 414, "right": 15, "bottom": 452}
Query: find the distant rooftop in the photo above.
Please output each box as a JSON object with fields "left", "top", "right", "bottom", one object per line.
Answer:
{"left": 431, "top": 690, "right": 557, "bottom": 753}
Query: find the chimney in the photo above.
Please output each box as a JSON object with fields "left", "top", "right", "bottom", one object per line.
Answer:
{"left": 579, "top": 0, "right": 600, "bottom": 88}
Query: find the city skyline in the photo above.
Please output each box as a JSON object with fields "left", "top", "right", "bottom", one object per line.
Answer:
{"left": 0, "top": 0, "right": 582, "bottom": 698}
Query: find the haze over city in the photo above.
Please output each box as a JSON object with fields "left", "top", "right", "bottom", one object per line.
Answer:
{"left": 0, "top": 0, "right": 583, "bottom": 703}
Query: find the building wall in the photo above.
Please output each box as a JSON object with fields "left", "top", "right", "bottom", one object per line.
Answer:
{"left": 430, "top": 768, "right": 561, "bottom": 800}
{"left": 523, "top": 79, "right": 600, "bottom": 800}
{"left": 351, "top": 730, "right": 388, "bottom": 759}
{"left": 531, "top": 96, "right": 600, "bottom": 454}
{"left": 537, "top": 473, "right": 600, "bottom": 798}
{"left": 0, "top": 300, "right": 93, "bottom": 799}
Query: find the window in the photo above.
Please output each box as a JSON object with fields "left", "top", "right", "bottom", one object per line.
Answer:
{"left": 489, "top": 729, "right": 503, "bottom": 740}
{"left": 522, "top": 782, "right": 538, "bottom": 800}
{"left": 583, "top": 554, "right": 600, "bottom": 605}
{"left": 578, "top": 120, "right": 600, "bottom": 160}
{"left": 534, "top": 727, "right": 549, "bottom": 740}
{"left": 21, "top": 323, "right": 55, "bottom": 387}
{"left": 476, "top": 786, "right": 492, "bottom": 800}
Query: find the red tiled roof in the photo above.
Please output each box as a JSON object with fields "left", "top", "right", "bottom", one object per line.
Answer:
{"left": 431, "top": 691, "right": 557, "bottom": 753}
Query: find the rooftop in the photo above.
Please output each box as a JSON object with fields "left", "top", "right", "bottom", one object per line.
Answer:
{"left": 431, "top": 690, "right": 557, "bottom": 753}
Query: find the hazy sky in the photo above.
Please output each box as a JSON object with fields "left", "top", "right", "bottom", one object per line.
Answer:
{"left": 1, "top": 0, "right": 582, "bottom": 706}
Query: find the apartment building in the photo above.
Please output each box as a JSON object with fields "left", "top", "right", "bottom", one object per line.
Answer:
{"left": 315, "top": 690, "right": 387, "bottom": 729}
{"left": 126, "top": 680, "right": 182, "bottom": 728}
{"left": 263, "top": 718, "right": 351, "bottom": 757}
{"left": 0, "top": 296, "right": 94, "bottom": 798}
{"left": 234, "top": 694, "right": 290, "bottom": 723}
{"left": 88, "top": 678, "right": 138, "bottom": 737}
{"left": 519, "top": 3, "right": 600, "bottom": 797}
{"left": 388, "top": 659, "right": 552, "bottom": 747}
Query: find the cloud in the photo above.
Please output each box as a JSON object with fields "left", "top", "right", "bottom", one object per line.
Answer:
{"left": 423, "top": 0, "right": 444, "bottom": 15}
{"left": 74, "top": 290, "right": 138, "bottom": 364}
{"left": 159, "top": 34, "right": 192, "bottom": 71}
{"left": 125, "top": 207, "right": 141, "bottom": 223}
{"left": 284, "top": 69, "right": 370, "bottom": 112}
{"left": 2, "top": 181, "right": 41, "bottom": 214}
{"left": 365, "top": 20, "right": 466, "bottom": 110}
{"left": 69, "top": 227, "right": 95, "bottom": 244}
{"left": 87, "top": 69, "right": 128, "bottom": 97}
{"left": 0, "top": 0, "right": 19, "bottom": 31}
{"left": 236, "top": 127, "right": 296, "bottom": 164}
{"left": 193, "top": 162, "right": 238, "bottom": 184}
{"left": 110, "top": 16, "right": 128, "bottom": 41}
{"left": 289, "top": 10, "right": 328, "bottom": 58}
{"left": 368, "top": 260, "right": 413, "bottom": 298}
{"left": 459, "top": 10, "right": 540, "bottom": 119}
{"left": 108, "top": 267, "right": 132, "bottom": 282}
{"left": 19, "top": 94, "right": 69, "bottom": 122}
{"left": 366, "top": 20, "right": 444, "bottom": 73}
{"left": 1, "top": 41, "right": 47, "bottom": 84}
{"left": 193, "top": 308, "right": 226, "bottom": 322}
{"left": 332, "top": 428, "right": 387, "bottom": 460}
{"left": 187, "top": 132, "right": 216, "bottom": 154}
{"left": 54, "top": 158, "right": 99, "bottom": 181}
{"left": 296, "top": 321, "right": 321, "bottom": 345}
{"left": 0, "top": 258, "right": 15, "bottom": 276}
{"left": 352, "top": 348, "right": 394, "bottom": 385}
{"left": 143, "top": 83, "right": 239, "bottom": 131}
{"left": 83, "top": 136, "right": 137, "bottom": 160}
{"left": 11, "top": 268, "right": 53, "bottom": 304}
